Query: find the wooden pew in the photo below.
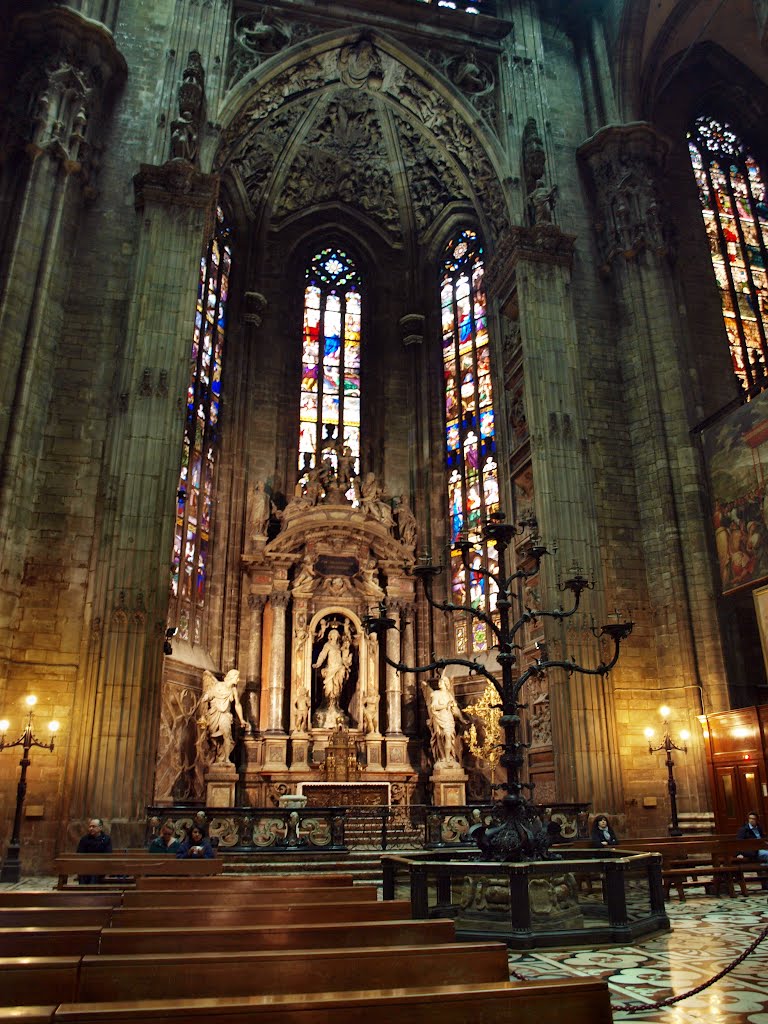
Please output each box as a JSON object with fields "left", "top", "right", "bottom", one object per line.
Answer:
{"left": 0, "top": 957, "right": 79, "bottom": 1005}
{"left": 55, "top": 854, "right": 223, "bottom": 889}
{"left": 108, "top": 900, "right": 411, "bottom": 929}
{"left": 0, "top": 908, "right": 114, "bottom": 929}
{"left": 51, "top": 977, "right": 613, "bottom": 1023}
{"left": 616, "top": 836, "right": 768, "bottom": 899}
{"left": 76, "top": 941, "right": 509, "bottom": 1001}
{"left": 1, "top": 1008, "right": 56, "bottom": 1023}
{"left": 122, "top": 884, "right": 378, "bottom": 907}
{"left": 0, "top": 892, "right": 119, "bottom": 908}
{"left": 136, "top": 871, "right": 354, "bottom": 890}
{"left": 98, "top": 918, "right": 458, "bottom": 954}
{"left": 0, "top": 928, "right": 102, "bottom": 956}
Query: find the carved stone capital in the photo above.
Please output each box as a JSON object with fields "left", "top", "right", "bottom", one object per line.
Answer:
{"left": 399, "top": 313, "right": 425, "bottom": 347}
{"left": 5, "top": 7, "right": 127, "bottom": 193}
{"left": 133, "top": 162, "right": 219, "bottom": 240}
{"left": 485, "top": 224, "right": 576, "bottom": 308}
{"left": 243, "top": 291, "right": 268, "bottom": 327}
{"left": 577, "top": 122, "right": 672, "bottom": 275}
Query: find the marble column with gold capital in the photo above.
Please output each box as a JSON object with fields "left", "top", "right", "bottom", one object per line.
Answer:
{"left": 262, "top": 591, "right": 289, "bottom": 770}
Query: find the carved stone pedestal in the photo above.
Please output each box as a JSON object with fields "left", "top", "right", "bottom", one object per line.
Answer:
{"left": 262, "top": 733, "right": 289, "bottom": 771}
{"left": 430, "top": 765, "right": 467, "bottom": 805}
{"left": 364, "top": 735, "right": 383, "bottom": 770}
{"left": 290, "top": 735, "right": 311, "bottom": 771}
{"left": 385, "top": 735, "right": 409, "bottom": 770}
{"left": 205, "top": 763, "right": 238, "bottom": 807}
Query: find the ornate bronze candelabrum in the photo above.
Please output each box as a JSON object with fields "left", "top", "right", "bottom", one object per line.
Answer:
{"left": 363, "top": 511, "right": 633, "bottom": 861}
{"left": 0, "top": 695, "right": 59, "bottom": 882}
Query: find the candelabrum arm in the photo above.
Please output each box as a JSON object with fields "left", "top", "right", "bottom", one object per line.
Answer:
{"left": 378, "top": 649, "right": 501, "bottom": 689}
{"left": 421, "top": 590, "right": 499, "bottom": 640}
{"left": 537, "top": 634, "right": 624, "bottom": 679}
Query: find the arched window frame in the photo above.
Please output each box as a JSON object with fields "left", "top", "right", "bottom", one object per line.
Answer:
{"left": 169, "top": 205, "right": 232, "bottom": 644}
{"left": 297, "top": 245, "right": 362, "bottom": 494}
{"left": 440, "top": 227, "right": 500, "bottom": 653}
{"left": 687, "top": 114, "right": 768, "bottom": 392}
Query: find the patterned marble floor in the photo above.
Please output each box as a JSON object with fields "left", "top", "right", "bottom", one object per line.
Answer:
{"left": 3, "top": 878, "right": 768, "bottom": 1020}
{"left": 508, "top": 891, "right": 768, "bottom": 1023}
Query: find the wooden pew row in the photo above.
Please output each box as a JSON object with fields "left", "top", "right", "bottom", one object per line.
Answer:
{"left": 121, "top": 884, "right": 378, "bottom": 907}
{"left": 0, "top": 909, "right": 115, "bottom": 929}
{"left": 55, "top": 855, "right": 223, "bottom": 888}
{"left": 0, "top": 918, "right": 458, "bottom": 957}
{"left": 0, "top": 941, "right": 508, "bottom": 1005}
{"left": 136, "top": 872, "right": 355, "bottom": 890}
{"left": 0, "top": 892, "right": 120, "bottom": 908}
{"left": 108, "top": 900, "right": 412, "bottom": 929}
{"left": 47, "top": 977, "right": 614, "bottom": 1024}
{"left": 616, "top": 837, "right": 768, "bottom": 899}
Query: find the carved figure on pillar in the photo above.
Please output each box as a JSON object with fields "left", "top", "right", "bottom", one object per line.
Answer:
{"left": 362, "top": 689, "right": 380, "bottom": 734}
{"left": 293, "top": 684, "right": 311, "bottom": 735}
{"left": 170, "top": 51, "right": 205, "bottom": 165}
{"left": 394, "top": 495, "right": 418, "bottom": 549}
{"left": 198, "top": 669, "right": 246, "bottom": 765}
{"left": 522, "top": 116, "right": 558, "bottom": 227}
{"left": 249, "top": 479, "right": 274, "bottom": 541}
{"left": 422, "top": 671, "right": 467, "bottom": 768}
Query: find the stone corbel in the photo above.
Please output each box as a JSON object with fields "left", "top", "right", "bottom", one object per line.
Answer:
{"left": 399, "top": 313, "right": 425, "bottom": 347}
{"left": 243, "top": 291, "right": 268, "bottom": 327}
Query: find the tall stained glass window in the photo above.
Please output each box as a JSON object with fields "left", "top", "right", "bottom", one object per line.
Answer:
{"left": 441, "top": 228, "right": 500, "bottom": 653}
{"left": 688, "top": 116, "right": 768, "bottom": 391}
{"left": 298, "top": 247, "right": 361, "bottom": 490}
{"left": 170, "top": 205, "right": 231, "bottom": 644}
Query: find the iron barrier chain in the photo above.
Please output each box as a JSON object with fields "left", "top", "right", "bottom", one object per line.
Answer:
{"left": 509, "top": 920, "right": 768, "bottom": 1013}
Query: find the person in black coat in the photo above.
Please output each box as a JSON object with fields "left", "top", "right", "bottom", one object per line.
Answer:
{"left": 590, "top": 814, "right": 619, "bottom": 848}
{"left": 76, "top": 817, "right": 112, "bottom": 884}
{"left": 176, "top": 824, "right": 215, "bottom": 859}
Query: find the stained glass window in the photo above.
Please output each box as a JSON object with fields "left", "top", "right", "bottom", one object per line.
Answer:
{"left": 441, "top": 228, "right": 499, "bottom": 653}
{"left": 169, "top": 205, "right": 231, "bottom": 644}
{"left": 298, "top": 247, "right": 362, "bottom": 495}
{"left": 688, "top": 116, "right": 768, "bottom": 391}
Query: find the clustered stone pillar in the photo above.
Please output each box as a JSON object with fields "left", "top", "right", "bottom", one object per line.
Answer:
{"left": 262, "top": 591, "right": 289, "bottom": 770}
{"left": 578, "top": 122, "right": 728, "bottom": 810}
{"left": 487, "top": 223, "right": 623, "bottom": 812}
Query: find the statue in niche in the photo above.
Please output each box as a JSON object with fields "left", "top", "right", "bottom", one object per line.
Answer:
{"left": 198, "top": 669, "right": 246, "bottom": 765}
{"left": 293, "top": 684, "right": 310, "bottom": 735}
{"left": 249, "top": 479, "right": 273, "bottom": 540}
{"left": 362, "top": 688, "right": 380, "bottom": 734}
{"left": 422, "top": 672, "right": 467, "bottom": 769}
{"left": 530, "top": 692, "right": 552, "bottom": 747}
{"left": 312, "top": 617, "right": 357, "bottom": 728}
{"left": 170, "top": 51, "right": 205, "bottom": 165}
{"left": 521, "top": 116, "right": 557, "bottom": 226}
{"left": 394, "top": 495, "right": 417, "bottom": 549}
{"left": 529, "top": 182, "right": 558, "bottom": 224}
{"left": 452, "top": 47, "right": 491, "bottom": 94}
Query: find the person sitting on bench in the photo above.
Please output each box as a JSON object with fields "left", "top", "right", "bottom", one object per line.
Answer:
{"left": 590, "top": 815, "right": 619, "bottom": 848}
{"left": 76, "top": 817, "right": 112, "bottom": 884}
{"left": 148, "top": 822, "right": 181, "bottom": 854}
{"left": 176, "top": 823, "right": 215, "bottom": 859}
{"left": 736, "top": 812, "right": 768, "bottom": 888}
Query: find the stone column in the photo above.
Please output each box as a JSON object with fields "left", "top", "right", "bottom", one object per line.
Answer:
{"left": 66, "top": 154, "right": 218, "bottom": 825}
{"left": 578, "top": 122, "right": 727, "bottom": 809}
{"left": 244, "top": 594, "right": 266, "bottom": 729}
{"left": 401, "top": 604, "right": 417, "bottom": 734}
{"left": 0, "top": 8, "right": 126, "bottom": 624}
{"left": 262, "top": 591, "right": 289, "bottom": 770}
{"left": 487, "top": 224, "right": 623, "bottom": 812}
{"left": 384, "top": 601, "right": 408, "bottom": 769}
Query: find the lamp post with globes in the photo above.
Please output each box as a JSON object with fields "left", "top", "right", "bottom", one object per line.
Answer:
{"left": 644, "top": 705, "right": 689, "bottom": 837}
{"left": 0, "top": 695, "right": 59, "bottom": 882}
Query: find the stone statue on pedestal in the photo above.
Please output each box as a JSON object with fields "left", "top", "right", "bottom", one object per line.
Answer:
{"left": 423, "top": 671, "right": 466, "bottom": 768}
{"left": 198, "top": 668, "right": 246, "bottom": 765}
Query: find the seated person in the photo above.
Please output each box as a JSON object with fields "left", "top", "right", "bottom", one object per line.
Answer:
{"left": 148, "top": 822, "right": 181, "bottom": 854}
{"left": 176, "top": 823, "right": 215, "bottom": 859}
{"left": 76, "top": 817, "right": 112, "bottom": 884}
{"left": 590, "top": 814, "right": 619, "bottom": 848}
{"left": 736, "top": 812, "right": 768, "bottom": 888}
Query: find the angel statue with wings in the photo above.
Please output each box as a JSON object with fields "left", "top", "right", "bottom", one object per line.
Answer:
{"left": 198, "top": 668, "right": 246, "bottom": 764}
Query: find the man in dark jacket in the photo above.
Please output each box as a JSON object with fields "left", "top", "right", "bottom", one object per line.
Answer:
{"left": 736, "top": 812, "right": 768, "bottom": 888}
{"left": 76, "top": 817, "right": 112, "bottom": 883}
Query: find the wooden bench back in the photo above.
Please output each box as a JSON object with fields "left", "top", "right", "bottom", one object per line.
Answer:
{"left": 108, "top": 900, "right": 412, "bottom": 929}
{"left": 121, "top": 885, "right": 378, "bottom": 907}
{"left": 0, "top": 928, "right": 102, "bottom": 957}
{"left": 135, "top": 872, "right": 354, "bottom": 890}
{"left": 98, "top": 918, "right": 457, "bottom": 954}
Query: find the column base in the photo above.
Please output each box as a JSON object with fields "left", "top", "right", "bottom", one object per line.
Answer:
{"left": 290, "top": 736, "right": 311, "bottom": 770}
{"left": 262, "top": 734, "right": 289, "bottom": 771}
{"left": 364, "top": 736, "right": 383, "bottom": 770}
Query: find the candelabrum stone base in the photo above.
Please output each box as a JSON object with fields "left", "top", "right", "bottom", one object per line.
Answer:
{"left": 430, "top": 765, "right": 467, "bottom": 805}
{"left": 262, "top": 734, "right": 289, "bottom": 771}
{"left": 205, "top": 763, "right": 238, "bottom": 807}
{"left": 385, "top": 735, "right": 409, "bottom": 771}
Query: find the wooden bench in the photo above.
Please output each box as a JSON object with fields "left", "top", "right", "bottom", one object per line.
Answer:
{"left": 55, "top": 854, "right": 223, "bottom": 889}
{"left": 0, "top": 958, "right": 80, "bottom": 1005}
{"left": 0, "top": 928, "right": 103, "bottom": 956}
{"left": 98, "top": 918, "right": 458, "bottom": 954}
{"left": 0, "top": 908, "right": 115, "bottom": 929}
{"left": 107, "top": 899, "right": 413, "bottom": 929}
{"left": 615, "top": 836, "right": 768, "bottom": 899}
{"left": 0, "top": 892, "right": 119, "bottom": 908}
{"left": 135, "top": 871, "right": 353, "bottom": 890}
{"left": 77, "top": 941, "right": 509, "bottom": 1000}
{"left": 122, "top": 884, "right": 379, "bottom": 907}
{"left": 49, "top": 977, "right": 613, "bottom": 1023}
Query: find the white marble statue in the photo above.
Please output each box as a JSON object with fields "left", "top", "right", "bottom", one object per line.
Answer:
{"left": 249, "top": 479, "right": 273, "bottom": 539}
{"left": 422, "top": 671, "right": 466, "bottom": 768}
{"left": 198, "top": 668, "right": 246, "bottom": 764}
{"left": 293, "top": 683, "right": 310, "bottom": 734}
